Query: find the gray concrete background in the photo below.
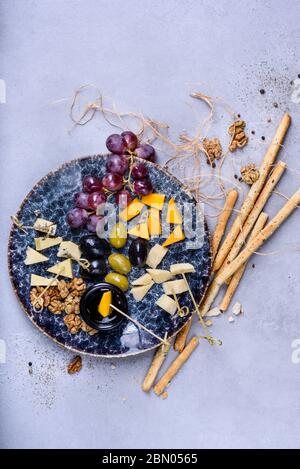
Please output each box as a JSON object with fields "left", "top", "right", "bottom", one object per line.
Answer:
{"left": 1, "top": 0, "right": 300, "bottom": 449}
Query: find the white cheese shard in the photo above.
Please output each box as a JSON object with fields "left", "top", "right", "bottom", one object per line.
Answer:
{"left": 146, "top": 244, "right": 168, "bottom": 269}
{"left": 131, "top": 273, "right": 153, "bottom": 286}
{"left": 30, "top": 274, "right": 58, "bottom": 286}
{"left": 162, "top": 279, "right": 188, "bottom": 296}
{"left": 57, "top": 241, "right": 81, "bottom": 261}
{"left": 146, "top": 269, "right": 174, "bottom": 283}
{"left": 35, "top": 237, "right": 62, "bottom": 251}
{"left": 232, "top": 301, "right": 243, "bottom": 316}
{"left": 47, "top": 259, "right": 73, "bottom": 279}
{"left": 205, "top": 307, "right": 222, "bottom": 317}
{"left": 170, "top": 263, "right": 195, "bottom": 275}
{"left": 130, "top": 282, "right": 154, "bottom": 302}
{"left": 156, "top": 294, "right": 178, "bottom": 315}
{"left": 228, "top": 315, "right": 235, "bottom": 323}
{"left": 24, "top": 246, "right": 48, "bottom": 265}
{"left": 33, "top": 218, "right": 57, "bottom": 236}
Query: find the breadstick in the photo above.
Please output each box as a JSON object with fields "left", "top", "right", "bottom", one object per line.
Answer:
{"left": 213, "top": 113, "right": 291, "bottom": 272}
{"left": 211, "top": 189, "right": 238, "bottom": 260}
{"left": 217, "top": 187, "right": 300, "bottom": 284}
{"left": 219, "top": 212, "right": 269, "bottom": 311}
{"left": 224, "top": 162, "right": 286, "bottom": 269}
{"left": 154, "top": 337, "right": 199, "bottom": 396}
{"left": 199, "top": 275, "right": 221, "bottom": 317}
{"left": 174, "top": 317, "right": 193, "bottom": 353}
{"left": 142, "top": 340, "right": 171, "bottom": 392}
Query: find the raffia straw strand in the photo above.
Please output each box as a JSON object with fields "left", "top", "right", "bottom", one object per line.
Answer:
{"left": 211, "top": 189, "right": 238, "bottom": 260}
{"left": 213, "top": 112, "right": 291, "bottom": 272}
{"left": 219, "top": 212, "right": 269, "bottom": 311}
{"left": 154, "top": 337, "right": 199, "bottom": 396}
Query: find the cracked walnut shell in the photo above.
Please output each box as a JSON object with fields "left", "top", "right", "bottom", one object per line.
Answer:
{"left": 64, "top": 313, "right": 82, "bottom": 334}
{"left": 228, "top": 120, "right": 248, "bottom": 152}
{"left": 240, "top": 163, "right": 260, "bottom": 185}
{"left": 70, "top": 278, "right": 86, "bottom": 295}
{"left": 64, "top": 294, "right": 80, "bottom": 315}
{"left": 202, "top": 138, "right": 222, "bottom": 164}
{"left": 67, "top": 355, "right": 82, "bottom": 374}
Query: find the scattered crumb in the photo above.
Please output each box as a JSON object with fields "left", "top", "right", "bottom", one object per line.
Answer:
{"left": 252, "top": 264, "right": 255, "bottom": 268}
{"left": 273, "top": 102, "right": 278, "bottom": 108}
{"left": 161, "top": 391, "right": 168, "bottom": 400}
{"left": 261, "top": 136, "right": 265, "bottom": 141}
{"left": 28, "top": 362, "right": 33, "bottom": 375}
{"left": 206, "top": 307, "right": 222, "bottom": 317}
{"left": 205, "top": 319, "right": 213, "bottom": 327}
{"left": 232, "top": 301, "right": 243, "bottom": 316}
{"left": 67, "top": 355, "right": 82, "bottom": 374}
{"left": 228, "top": 316, "right": 235, "bottom": 323}
{"left": 259, "top": 89, "right": 265, "bottom": 95}
{"left": 110, "top": 363, "right": 116, "bottom": 370}
{"left": 267, "top": 118, "right": 272, "bottom": 123}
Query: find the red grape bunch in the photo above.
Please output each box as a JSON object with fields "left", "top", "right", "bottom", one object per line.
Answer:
{"left": 67, "top": 131, "right": 156, "bottom": 230}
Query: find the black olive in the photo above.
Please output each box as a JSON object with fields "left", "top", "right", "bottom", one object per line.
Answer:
{"left": 80, "top": 235, "right": 111, "bottom": 259}
{"left": 80, "top": 258, "right": 107, "bottom": 280}
{"left": 128, "top": 238, "right": 149, "bottom": 267}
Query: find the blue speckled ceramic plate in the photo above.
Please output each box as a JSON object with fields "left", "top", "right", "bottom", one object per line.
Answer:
{"left": 8, "top": 155, "right": 211, "bottom": 357}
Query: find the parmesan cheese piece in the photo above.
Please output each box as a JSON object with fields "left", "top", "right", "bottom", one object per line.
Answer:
{"left": 57, "top": 240, "right": 81, "bottom": 260}
{"left": 131, "top": 273, "right": 153, "bottom": 286}
{"left": 156, "top": 294, "right": 178, "bottom": 315}
{"left": 33, "top": 218, "right": 57, "bottom": 236}
{"left": 24, "top": 247, "right": 48, "bottom": 265}
{"left": 146, "top": 244, "right": 168, "bottom": 269}
{"left": 47, "top": 258, "right": 73, "bottom": 279}
{"left": 35, "top": 236, "right": 62, "bottom": 251}
{"left": 130, "top": 281, "right": 154, "bottom": 301}
{"left": 170, "top": 263, "right": 195, "bottom": 275}
{"left": 146, "top": 269, "right": 174, "bottom": 283}
{"left": 162, "top": 279, "right": 188, "bottom": 295}
{"left": 30, "top": 274, "right": 58, "bottom": 286}
{"left": 205, "top": 307, "right": 222, "bottom": 317}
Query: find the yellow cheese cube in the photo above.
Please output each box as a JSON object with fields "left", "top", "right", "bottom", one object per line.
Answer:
{"left": 98, "top": 291, "right": 112, "bottom": 317}
{"left": 162, "top": 225, "right": 185, "bottom": 247}
{"left": 119, "top": 198, "right": 144, "bottom": 221}
{"left": 147, "top": 208, "right": 161, "bottom": 237}
{"left": 141, "top": 193, "right": 165, "bottom": 210}
{"left": 166, "top": 198, "right": 182, "bottom": 224}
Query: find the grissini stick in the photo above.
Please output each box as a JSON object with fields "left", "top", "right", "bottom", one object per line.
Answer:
{"left": 211, "top": 189, "right": 238, "bottom": 261}
{"left": 200, "top": 161, "right": 286, "bottom": 316}
{"left": 154, "top": 337, "right": 199, "bottom": 396}
{"left": 223, "top": 161, "right": 286, "bottom": 282}
{"left": 142, "top": 338, "right": 171, "bottom": 392}
{"left": 219, "top": 212, "right": 269, "bottom": 311}
{"left": 217, "top": 187, "right": 300, "bottom": 285}
{"left": 213, "top": 112, "right": 291, "bottom": 272}
{"left": 174, "top": 316, "right": 193, "bottom": 353}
